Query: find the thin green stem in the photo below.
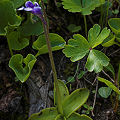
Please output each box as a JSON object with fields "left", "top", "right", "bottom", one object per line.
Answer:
{"left": 105, "top": 0, "right": 109, "bottom": 26}
{"left": 7, "top": 38, "right": 13, "bottom": 56}
{"left": 99, "top": 4, "right": 103, "bottom": 28}
{"left": 41, "top": 0, "right": 63, "bottom": 114}
{"left": 83, "top": 15, "right": 87, "bottom": 37}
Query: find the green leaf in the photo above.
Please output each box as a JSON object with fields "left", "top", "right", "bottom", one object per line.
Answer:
{"left": 78, "top": 71, "right": 86, "bottom": 79}
{"left": 101, "top": 33, "right": 115, "bottom": 47}
{"left": 86, "top": 49, "right": 110, "bottom": 73}
{"left": 28, "top": 107, "right": 59, "bottom": 120}
{"left": 62, "top": 0, "right": 105, "bottom": 15}
{"left": 0, "top": 0, "right": 21, "bottom": 35}
{"left": 33, "top": 33, "right": 65, "bottom": 56}
{"left": 67, "top": 24, "right": 81, "bottom": 33}
{"left": 62, "top": 88, "right": 89, "bottom": 118}
{"left": 98, "top": 87, "right": 112, "bottom": 98}
{"left": 19, "top": 16, "right": 43, "bottom": 36}
{"left": 88, "top": 24, "right": 110, "bottom": 48}
{"left": 67, "top": 76, "right": 75, "bottom": 83}
{"left": 108, "top": 18, "right": 120, "bottom": 34}
{"left": 67, "top": 113, "right": 92, "bottom": 120}
{"left": 63, "top": 34, "right": 89, "bottom": 62}
{"left": 9, "top": 54, "right": 36, "bottom": 83}
{"left": 104, "top": 63, "right": 115, "bottom": 79}
{"left": 54, "top": 80, "right": 69, "bottom": 105}
{"left": 55, "top": 115, "right": 66, "bottom": 120}
{"left": 7, "top": 31, "right": 29, "bottom": 50}
{"left": 115, "top": 34, "right": 120, "bottom": 42}
{"left": 10, "top": 0, "right": 25, "bottom": 8}
{"left": 97, "top": 77, "right": 120, "bottom": 94}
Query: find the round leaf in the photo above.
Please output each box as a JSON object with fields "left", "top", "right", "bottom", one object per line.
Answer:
{"left": 98, "top": 87, "right": 112, "bottom": 98}
{"left": 97, "top": 77, "right": 120, "bottom": 94}
{"left": 33, "top": 33, "right": 65, "bottom": 56}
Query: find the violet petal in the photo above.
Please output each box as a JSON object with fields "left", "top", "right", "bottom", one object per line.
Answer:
{"left": 25, "top": 1, "right": 34, "bottom": 8}
{"left": 34, "top": 2, "right": 39, "bottom": 7}
{"left": 32, "top": 7, "right": 42, "bottom": 15}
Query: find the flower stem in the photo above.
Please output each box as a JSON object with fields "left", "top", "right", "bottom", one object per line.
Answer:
{"left": 40, "top": 0, "right": 63, "bottom": 114}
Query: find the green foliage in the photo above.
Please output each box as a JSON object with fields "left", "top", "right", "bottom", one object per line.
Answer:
{"left": 33, "top": 33, "right": 66, "bottom": 57}
{"left": 62, "top": 0, "right": 105, "bottom": 15}
{"left": 28, "top": 107, "right": 59, "bottom": 120}
{"left": 67, "top": 24, "right": 81, "bottom": 33}
{"left": 7, "top": 31, "right": 29, "bottom": 50}
{"left": 9, "top": 54, "right": 36, "bottom": 82}
{"left": 108, "top": 18, "right": 120, "bottom": 34}
{"left": 85, "top": 49, "right": 110, "bottom": 73}
{"left": 19, "top": 15, "right": 44, "bottom": 36}
{"left": 97, "top": 77, "right": 120, "bottom": 95}
{"left": 28, "top": 81, "right": 91, "bottom": 120}
{"left": 62, "top": 88, "right": 89, "bottom": 118}
{"left": 88, "top": 24, "right": 110, "bottom": 48}
{"left": 101, "top": 33, "right": 115, "bottom": 47}
{"left": 67, "top": 113, "right": 92, "bottom": 120}
{"left": 0, "top": 0, "right": 21, "bottom": 35}
{"left": 63, "top": 34, "right": 89, "bottom": 62}
{"left": 82, "top": 104, "right": 93, "bottom": 114}
{"left": 98, "top": 87, "right": 112, "bottom": 98}
{"left": 10, "top": 0, "right": 25, "bottom": 8}
{"left": 104, "top": 63, "right": 115, "bottom": 79}
{"left": 54, "top": 80, "right": 69, "bottom": 105}
{"left": 63, "top": 24, "right": 110, "bottom": 73}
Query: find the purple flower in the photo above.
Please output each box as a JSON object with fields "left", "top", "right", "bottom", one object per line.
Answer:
{"left": 18, "top": 1, "right": 46, "bottom": 24}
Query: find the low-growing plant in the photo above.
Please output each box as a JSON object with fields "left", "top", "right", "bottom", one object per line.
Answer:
{"left": 0, "top": 0, "right": 120, "bottom": 119}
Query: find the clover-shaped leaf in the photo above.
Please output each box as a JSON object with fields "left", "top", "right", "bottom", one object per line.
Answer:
{"left": 28, "top": 107, "right": 59, "bottom": 120}
{"left": 0, "top": 0, "right": 21, "bottom": 35}
{"left": 62, "top": 88, "right": 89, "bottom": 118}
{"left": 62, "top": 0, "right": 105, "bottom": 15}
{"left": 88, "top": 24, "right": 110, "bottom": 48}
{"left": 63, "top": 24, "right": 110, "bottom": 73}
{"left": 63, "top": 34, "right": 89, "bottom": 62}
{"left": 86, "top": 50, "right": 110, "bottom": 73}
{"left": 9, "top": 54, "right": 36, "bottom": 82}
{"left": 33, "top": 33, "right": 65, "bottom": 56}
